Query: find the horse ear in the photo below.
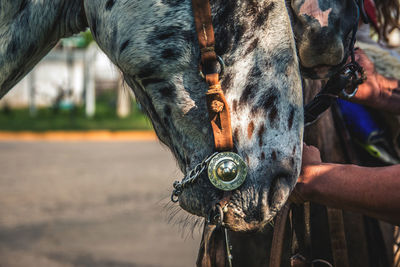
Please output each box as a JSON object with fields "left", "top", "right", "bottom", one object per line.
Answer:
{"left": 196, "top": 224, "right": 228, "bottom": 267}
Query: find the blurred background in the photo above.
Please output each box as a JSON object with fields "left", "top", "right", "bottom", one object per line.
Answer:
{"left": 0, "top": 31, "right": 201, "bottom": 267}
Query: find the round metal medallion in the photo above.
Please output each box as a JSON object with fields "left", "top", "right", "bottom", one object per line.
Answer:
{"left": 207, "top": 152, "right": 247, "bottom": 191}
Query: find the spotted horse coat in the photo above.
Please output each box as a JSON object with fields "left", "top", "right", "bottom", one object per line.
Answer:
{"left": 0, "top": 0, "right": 303, "bottom": 233}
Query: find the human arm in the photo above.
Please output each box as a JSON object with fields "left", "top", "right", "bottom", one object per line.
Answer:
{"left": 348, "top": 49, "right": 400, "bottom": 114}
{"left": 291, "top": 144, "right": 400, "bottom": 225}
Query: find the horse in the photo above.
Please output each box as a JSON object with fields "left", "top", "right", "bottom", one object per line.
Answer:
{"left": 196, "top": 0, "right": 400, "bottom": 266}
{"left": 0, "top": 0, "right": 304, "bottom": 258}
{"left": 2, "top": 1, "right": 396, "bottom": 266}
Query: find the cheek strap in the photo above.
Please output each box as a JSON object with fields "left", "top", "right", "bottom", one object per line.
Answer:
{"left": 192, "top": 0, "right": 233, "bottom": 152}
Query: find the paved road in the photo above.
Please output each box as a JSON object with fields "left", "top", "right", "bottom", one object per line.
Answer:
{"left": 0, "top": 141, "right": 200, "bottom": 267}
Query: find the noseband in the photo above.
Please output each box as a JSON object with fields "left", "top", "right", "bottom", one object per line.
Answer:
{"left": 171, "top": 0, "right": 247, "bottom": 202}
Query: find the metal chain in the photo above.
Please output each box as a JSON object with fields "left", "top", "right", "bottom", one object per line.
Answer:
{"left": 171, "top": 152, "right": 218, "bottom": 203}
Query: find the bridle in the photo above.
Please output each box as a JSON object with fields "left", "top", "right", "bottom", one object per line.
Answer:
{"left": 170, "top": 2, "right": 245, "bottom": 265}
{"left": 304, "top": 0, "right": 368, "bottom": 127}
{"left": 170, "top": 0, "right": 370, "bottom": 266}
{"left": 171, "top": 0, "right": 248, "bottom": 203}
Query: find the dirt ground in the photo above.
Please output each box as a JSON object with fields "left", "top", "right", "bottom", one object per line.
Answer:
{"left": 0, "top": 141, "right": 201, "bottom": 267}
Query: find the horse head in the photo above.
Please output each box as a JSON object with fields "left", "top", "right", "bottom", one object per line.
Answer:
{"left": 290, "top": 0, "right": 363, "bottom": 79}
{"left": 0, "top": 0, "right": 303, "bottom": 232}
{"left": 86, "top": 0, "right": 305, "bottom": 231}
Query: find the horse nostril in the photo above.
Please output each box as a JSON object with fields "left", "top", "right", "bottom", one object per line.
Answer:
{"left": 267, "top": 174, "right": 292, "bottom": 210}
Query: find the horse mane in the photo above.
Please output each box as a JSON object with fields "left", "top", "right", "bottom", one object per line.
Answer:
{"left": 375, "top": 0, "right": 400, "bottom": 43}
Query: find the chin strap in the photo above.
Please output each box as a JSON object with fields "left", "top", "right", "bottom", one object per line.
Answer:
{"left": 191, "top": 0, "right": 233, "bottom": 152}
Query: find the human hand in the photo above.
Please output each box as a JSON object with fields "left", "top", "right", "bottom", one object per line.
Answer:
{"left": 289, "top": 143, "right": 322, "bottom": 204}
{"left": 351, "top": 49, "right": 398, "bottom": 108}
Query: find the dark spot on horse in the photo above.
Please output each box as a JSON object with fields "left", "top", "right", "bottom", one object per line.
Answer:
{"left": 163, "top": 116, "right": 170, "bottom": 126}
{"left": 161, "top": 48, "right": 178, "bottom": 59}
{"left": 162, "top": 0, "right": 185, "bottom": 6}
{"left": 244, "top": 38, "right": 259, "bottom": 56}
{"left": 269, "top": 106, "right": 279, "bottom": 124}
{"left": 239, "top": 83, "right": 256, "bottom": 106}
{"left": 221, "top": 73, "right": 233, "bottom": 93}
{"left": 247, "top": 121, "right": 255, "bottom": 139}
{"left": 245, "top": 0, "right": 256, "bottom": 13}
{"left": 232, "top": 100, "right": 238, "bottom": 114}
{"left": 151, "top": 26, "right": 183, "bottom": 43}
{"left": 233, "top": 24, "right": 246, "bottom": 46}
{"left": 233, "top": 128, "right": 239, "bottom": 145}
{"left": 156, "top": 32, "right": 174, "bottom": 41}
{"left": 239, "top": 67, "right": 262, "bottom": 106}
{"left": 271, "top": 48, "right": 294, "bottom": 74}
{"left": 249, "top": 66, "right": 262, "bottom": 78}
{"left": 271, "top": 151, "right": 277, "bottom": 161}
{"left": 138, "top": 64, "right": 157, "bottom": 79}
{"left": 164, "top": 105, "right": 172, "bottom": 116}
{"left": 251, "top": 89, "right": 278, "bottom": 115}
{"left": 288, "top": 108, "right": 295, "bottom": 130}
{"left": 261, "top": 152, "right": 266, "bottom": 160}
{"left": 16, "top": 0, "right": 28, "bottom": 17}
{"left": 263, "top": 93, "right": 277, "bottom": 110}
{"left": 291, "top": 157, "right": 295, "bottom": 167}
{"left": 257, "top": 124, "right": 265, "bottom": 147}
{"left": 105, "top": 0, "right": 116, "bottom": 11}
{"left": 215, "top": 25, "right": 233, "bottom": 55}
{"left": 141, "top": 78, "right": 165, "bottom": 87}
{"left": 292, "top": 146, "right": 297, "bottom": 155}
{"left": 255, "top": 2, "right": 275, "bottom": 28}
{"left": 120, "top": 40, "right": 130, "bottom": 54}
{"left": 214, "top": 2, "right": 236, "bottom": 55}
{"left": 159, "top": 86, "right": 176, "bottom": 99}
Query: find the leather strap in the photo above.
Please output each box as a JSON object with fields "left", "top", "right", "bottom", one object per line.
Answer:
{"left": 191, "top": 0, "right": 233, "bottom": 151}
{"left": 196, "top": 223, "right": 227, "bottom": 267}
{"left": 394, "top": 226, "right": 400, "bottom": 267}
{"left": 326, "top": 207, "right": 350, "bottom": 267}
{"left": 269, "top": 204, "right": 290, "bottom": 267}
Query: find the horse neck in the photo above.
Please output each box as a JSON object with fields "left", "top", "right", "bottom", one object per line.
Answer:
{"left": 0, "top": 0, "right": 87, "bottom": 98}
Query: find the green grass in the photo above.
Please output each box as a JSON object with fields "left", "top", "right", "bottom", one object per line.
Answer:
{"left": 0, "top": 92, "right": 153, "bottom": 132}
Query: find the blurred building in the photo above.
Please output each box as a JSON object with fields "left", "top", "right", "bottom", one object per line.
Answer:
{"left": 0, "top": 41, "right": 120, "bottom": 109}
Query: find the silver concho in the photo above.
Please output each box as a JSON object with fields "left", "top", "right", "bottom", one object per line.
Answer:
{"left": 207, "top": 152, "right": 247, "bottom": 191}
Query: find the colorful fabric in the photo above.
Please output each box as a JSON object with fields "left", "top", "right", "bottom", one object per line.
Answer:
{"left": 364, "top": 0, "right": 378, "bottom": 30}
